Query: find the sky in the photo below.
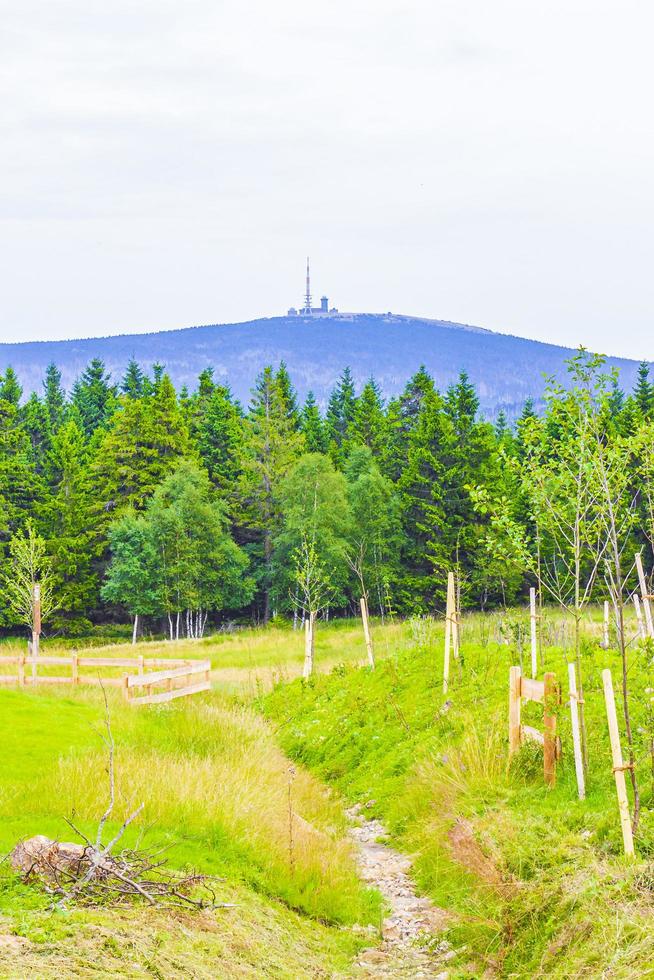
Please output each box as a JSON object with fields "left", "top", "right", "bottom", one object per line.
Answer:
{"left": 1, "top": 0, "right": 653, "bottom": 358}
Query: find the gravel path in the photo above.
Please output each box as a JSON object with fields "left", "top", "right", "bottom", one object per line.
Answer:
{"left": 346, "top": 804, "right": 452, "bottom": 978}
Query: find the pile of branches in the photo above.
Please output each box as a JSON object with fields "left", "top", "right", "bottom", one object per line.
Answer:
{"left": 11, "top": 834, "right": 226, "bottom": 910}
{"left": 10, "top": 685, "right": 232, "bottom": 913}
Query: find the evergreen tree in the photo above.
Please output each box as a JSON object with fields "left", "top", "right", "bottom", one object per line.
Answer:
{"left": 0, "top": 367, "right": 22, "bottom": 406}
{"left": 43, "top": 419, "right": 99, "bottom": 630}
{"left": 350, "top": 378, "right": 386, "bottom": 457}
{"left": 634, "top": 361, "right": 654, "bottom": 419}
{"left": 325, "top": 367, "right": 357, "bottom": 463}
{"left": 238, "top": 366, "right": 305, "bottom": 620}
{"left": 72, "top": 359, "right": 117, "bottom": 436}
{"left": 275, "top": 362, "right": 300, "bottom": 429}
{"left": 300, "top": 392, "right": 327, "bottom": 454}
{"left": 384, "top": 366, "right": 435, "bottom": 480}
{"left": 192, "top": 384, "right": 245, "bottom": 500}
{"left": 121, "top": 358, "right": 146, "bottom": 398}
{"left": 43, "top": 362, "right": 66, "bottom": 430}
{"left": 94, "top": 374, "right": 190, "bottom": 513}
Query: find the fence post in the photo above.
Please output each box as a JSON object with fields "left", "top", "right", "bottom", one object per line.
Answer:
{"left": 635, "top": 552, "right": 654, "bottom": 638}
{"left": 303, "top": 614, "right": 314, "bottom": 679}
{"left": 443, "top": 578, "right": 453, "bottom": 694}
{"left": 123, "top": 675, "right": 129, "bottom": 701}
{"left": 18, "top": 653, "right": 25, "bottom": 688}
{"left": 138, "top": 655, "right": 144, "bottom": 676}
{"left": 360, "top": 597, "right": 375, "bottom": 668}
{"left": 509, "top": 666, "right": 522, "bottom": 758}
{"left": 568, "top": 663, "right": 585, "bottom": 799}
{"left": 602, "top": 668, "right": 635, "bottom": 856}
{"left": 72, "top": 654, "right": 79, "bottom": 686}
{"left": 543, "top": 672, "right": 558, "bottom": 787}
{"left": 529, "top": 587, "right": 538, "bottom": 679}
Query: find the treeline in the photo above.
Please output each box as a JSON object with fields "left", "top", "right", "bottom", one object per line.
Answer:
{"left": 1, "top": 352, "right": 654, "bottom": 636}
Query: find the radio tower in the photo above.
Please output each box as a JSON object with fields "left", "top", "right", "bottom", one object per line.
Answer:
{"left": 304, "top": 256, "right": 312, "bottom": 313}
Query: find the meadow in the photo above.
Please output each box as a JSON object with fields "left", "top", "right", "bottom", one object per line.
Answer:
{"left": 0, "top": 607, "right": 653, "bottom": 977}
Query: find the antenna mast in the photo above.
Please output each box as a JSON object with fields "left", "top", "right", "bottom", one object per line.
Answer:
{"left": 304, "top": 256, "right": 312, "bottom": 312}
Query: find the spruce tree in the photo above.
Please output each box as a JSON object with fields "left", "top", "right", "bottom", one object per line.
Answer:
{"left": 121, "top": 358, "right": 146, "bottom": 398}
{"left": 43, "top": 363, "right": 66, "bottom": 431}
{"left": 275, "top": 361, "right": 300, "bottom": 429}
{"left": 634, "top": 361, "right": 654, "bottom": 419}
{"left": 72, "top": 359, "right": 117, "bottom": 436}
{"left": 238, "top": 366, "right": 305, "bottom": 620}
{"left": 350, "top": 378, "right": 386, "bottom": 457}
{"left": 0, "top": 367, "right": 22, "bottom": 406}
{"left": 44, "top": 419, "right": 99, "bottom": 629}
{"left": 325, "top": 367, "right": 357, "bottom": 463}
{"left": 300, "top": 392, "right": 327, "bottom": 454}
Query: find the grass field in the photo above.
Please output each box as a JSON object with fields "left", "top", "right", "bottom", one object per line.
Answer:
{"left": 1, "top": 607, "right": 653, "bottom": 977}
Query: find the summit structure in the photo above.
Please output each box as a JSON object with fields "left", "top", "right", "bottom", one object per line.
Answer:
{"left": 287, "top": 258, "right": 338, "bottom": 316}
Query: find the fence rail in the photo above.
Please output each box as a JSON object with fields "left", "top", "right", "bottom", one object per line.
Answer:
{"left": 0, "top": 653, "right": 211, "bottom": 705}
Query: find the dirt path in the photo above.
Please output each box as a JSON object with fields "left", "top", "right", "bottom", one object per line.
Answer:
{"left": 346, "top": 804, "right": 452, "bottom": 978}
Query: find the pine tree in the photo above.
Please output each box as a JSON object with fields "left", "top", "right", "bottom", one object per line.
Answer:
{"left": 300, "top": 392, "right": 327, "bottom": 454}
{"left": 325, "top": 367, "right": 357, "bottom": 463}
{"left": 43, "top": 363, "right": 66, "bottom": 431}
{"left": 238, "top": 366, "right": 305, "bottom": 620}
{"left": 0, "top": 367, "right": 22, "bottom": 406}
{"left": 121, "top": 358, "right": 146, "bottom": 398}
{"left": 275, "top": 362, "right": 300, "bottom": 429}
{"left": 192, "top": 384, "right": 245, "bottom": 500}
{"left": 44, "top": 419, "right": 99, "bottom": 630}
{"left": 72, "top": 359, "right": 117, "bottom": 436}
{"left": 384, "top": 366, "right": 435, "bottom": 480}
{"left": 634, "top": 361, "right": 654, "bottom": 419}
{"left": 93, "top": 374, "right": 190, "bottom": 513}
{"left": 350, "top": 378, "right": 386, "bottom": 456}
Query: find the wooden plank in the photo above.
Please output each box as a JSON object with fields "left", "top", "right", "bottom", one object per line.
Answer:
{"left": 602, "top": 668, "right": 635, "bottom": 856}
{"left": 529, "top": 587, "right": 538, "bottom": 679}
{"left": 24, "top": 656, "right": 73, "bottom": 666}
{"left": 522, "top": 724, "right": 544, "bottom": 746}
{"left": 509, "top": 665, "right": 522, "bottom": 757}
{"left": 635, "top": 552, "right": 654, "bottom": 638}
{"left": 543, "top": 672, "right": 558, "bottom": 787}
{"left": 125, "top": 661, "right": 211, "bottom": 688}
{"left": 129, "top": 680, "right": 211, "bottom": 706}
{"left": 568, "top": 662, "right": 585, "bottom": 800}
{"left": 77, "top": 676, "right": 124, "bottom": 687}
{"left": 520, "top": 676, "right": 545, "bottom": 703}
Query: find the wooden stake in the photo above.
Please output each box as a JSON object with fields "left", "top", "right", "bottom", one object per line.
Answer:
{"left": 543, "top": 672, "right": 558, "bottom": 787}
{"left": 568, "top": 662, "right": 585, "bottom": 799}
{"left": 360, "top": 597, "right": 375, "bottom": 668}
{"left": 71, "top": 654, "right": 79, "bottom": 686}
{"left": 303, "top": 613, "right": 315, "bottom": 679}
{"left": 451, "top": 573, "right": 460, "bottom": 661}
{"left": 18, "top": 653, "right": 25, "bottom": 688}
{"left": 508, "top": 665, "right": 522, "bottom": 757}
{"left": 529, "top": 587, "right": 538, "bottom": 679}
{"left": 602, "top": 600, "right": 610, "bottom": 649}
{"left": 602, "top": 668, "right": 635, "bottom": 857}
{"left": 635, "top": 552, "right": 654, "bottom": 638}
{"left": 634, "top": 594, "right": 645, "bottom": 640}
{"left": 443, "top": 578, "right": 453, "bottom": 694}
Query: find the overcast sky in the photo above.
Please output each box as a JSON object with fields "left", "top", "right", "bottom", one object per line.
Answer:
{"left": 1, "top": 1, "right": 653, "bottom": 357}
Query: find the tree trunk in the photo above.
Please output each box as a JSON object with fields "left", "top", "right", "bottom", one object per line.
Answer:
{"left": 132, "top": 614, "right": 139, "bottom": 646}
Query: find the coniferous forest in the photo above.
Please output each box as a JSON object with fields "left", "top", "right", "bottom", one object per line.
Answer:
{"left": 1, "top": 349, "right": 654, "bottom": 638}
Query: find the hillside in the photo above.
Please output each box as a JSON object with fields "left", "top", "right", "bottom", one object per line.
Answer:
{"left": 0, "top": 313, "right": 646, "bottom": 415}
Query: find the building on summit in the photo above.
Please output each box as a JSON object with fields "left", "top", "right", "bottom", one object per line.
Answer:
{"left": 287, "top": 258, "right": 338, "bottom": 316}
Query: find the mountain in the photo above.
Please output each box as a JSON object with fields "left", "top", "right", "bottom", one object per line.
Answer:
{"left": 0, "top": 312, "right": 645, "bottom": 416}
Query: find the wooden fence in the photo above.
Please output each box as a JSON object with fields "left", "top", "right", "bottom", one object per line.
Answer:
{"left": 0, "top": 653, "right": 211, "bottom": 705}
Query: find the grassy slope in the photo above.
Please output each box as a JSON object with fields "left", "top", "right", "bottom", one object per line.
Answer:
{"left": 0, "top": 682, "right": 379, "bottom": 978}
{"left": 264, "top": 613, "right": 654, "bottom": 978}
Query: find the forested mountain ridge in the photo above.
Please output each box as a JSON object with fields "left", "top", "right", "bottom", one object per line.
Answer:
{"left": 0, "top": 312, "right": 647, "bottom": 415}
